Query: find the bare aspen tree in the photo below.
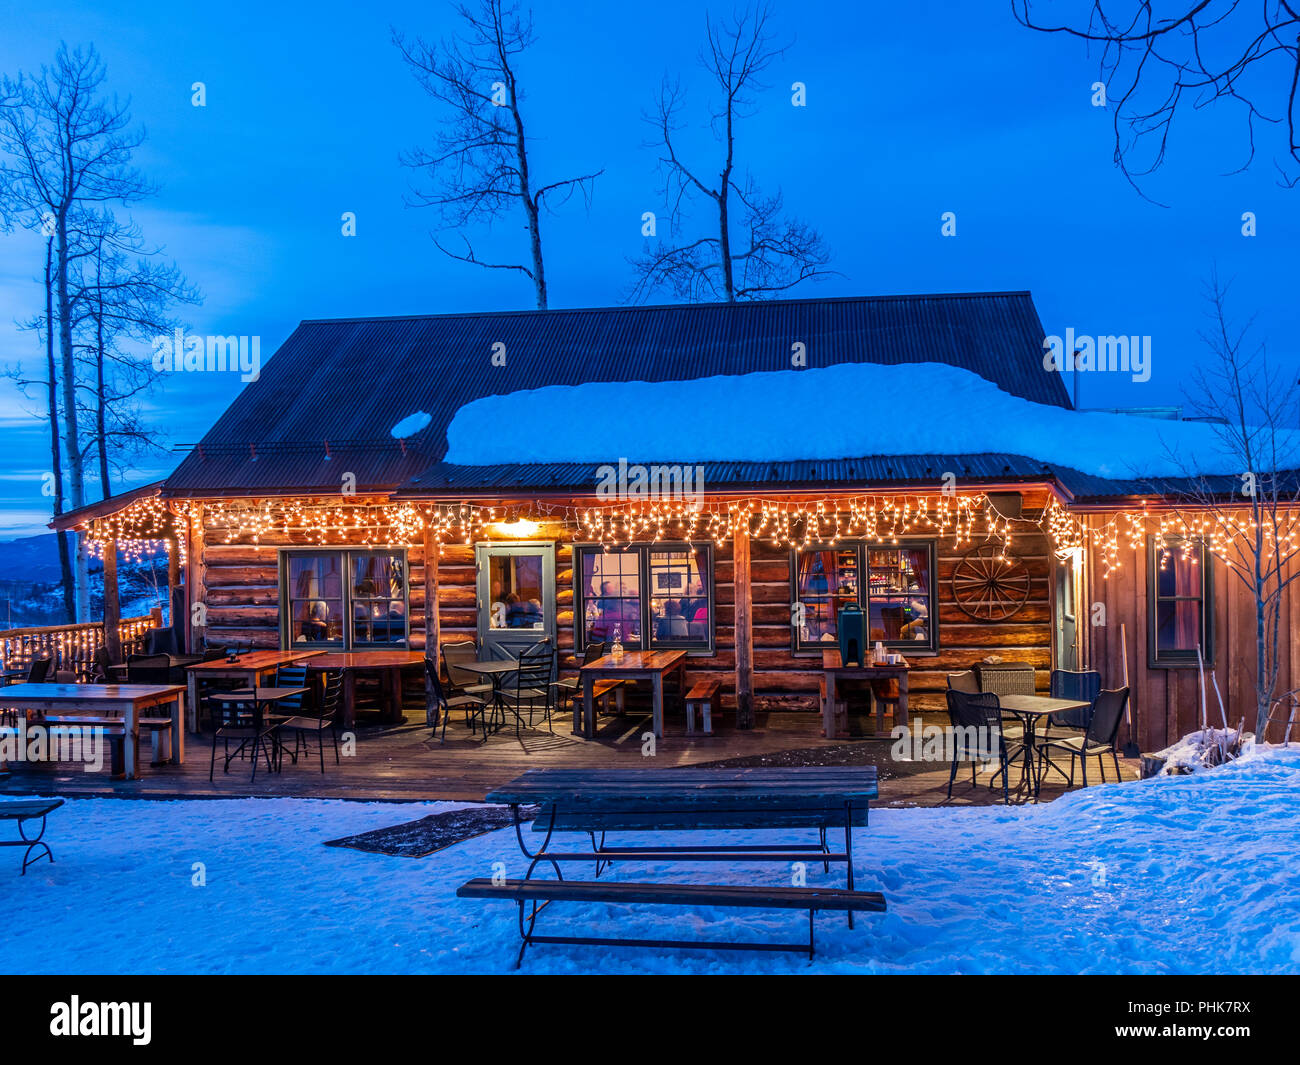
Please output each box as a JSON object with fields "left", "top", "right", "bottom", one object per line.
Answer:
{"left": 630, "top": 3, "right": 833, "bottom": 302}
{"left": 394, "top": 1, "right": 603, "bottom": 309}
{"left": 1014, "top": 2, "right": 1300, "bottom": 196}
{"left": 1160, "top": 276, "right": 1300, "bottom": 739}
{"left": 0, "top": 44, "right": 154, "bottom": 619}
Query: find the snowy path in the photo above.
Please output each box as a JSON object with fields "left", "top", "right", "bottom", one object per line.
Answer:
{"left": 5, "top": 749, "right": 1299, "bottom": 974}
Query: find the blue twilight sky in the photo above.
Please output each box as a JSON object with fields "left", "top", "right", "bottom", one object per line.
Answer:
{"left": 0, "top": 0, "right": 1296, "bottom": 536}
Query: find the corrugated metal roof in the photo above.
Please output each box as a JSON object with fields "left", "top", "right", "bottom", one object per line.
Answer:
{"left": 162, "top": 291, "right": 1070, "bottom": 496}
{"left": 400, "top": 453, "right": 1062, "bottom": 495}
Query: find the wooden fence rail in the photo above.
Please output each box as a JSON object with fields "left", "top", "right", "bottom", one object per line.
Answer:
{"left": 0, "top": 611, "right": 163, "bottom": 677}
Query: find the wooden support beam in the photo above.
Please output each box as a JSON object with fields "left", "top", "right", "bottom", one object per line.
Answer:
{"left": 185, "top": 504, "right": 206, "bottom": 651}
{"left": 734, "top": 520, "right": 755, "bottom": 729}
{"left": 166, "top": 534, "right": 183, "bottom": 645}
{"left": 102, "top": 539, "right": 121, "bottom": 662}
{"left": 424, "top": 525, "right": 440, "bottom": 661}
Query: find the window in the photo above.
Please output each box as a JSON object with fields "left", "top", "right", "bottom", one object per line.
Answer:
{"left": 575, "top": 543, "right": 713, "bottom": 652}
{"left": 282, "top": 549, "right": 408, "bottom": 649}
{"left": 1148, "top": 536, "right": 1213, "bottom": 667}
{"left": 791, "top": 541, "right": 937, "bottom": 653}
{"left": 487, "top": 552, "right": 546, "bottom": 631}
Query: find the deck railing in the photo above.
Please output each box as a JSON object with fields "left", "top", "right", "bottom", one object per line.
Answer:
{"left": 0, "top": 610, "right": 164, "bottom": 677}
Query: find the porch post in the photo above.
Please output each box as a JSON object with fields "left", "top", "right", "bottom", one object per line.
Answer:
{"left": 734, "top": 517, "right": 755, "bottom": 729}
{"left": 166, "top": 534, "right": 183, "bottom": 643}
{"left": 103, "top": 538, "right": 121, "bottom": 663}
{"left": 423, "top": 524, "right": 439, "bottom": 661}
{"left": 185, "top": 504, "right": 206, "bottom": 652}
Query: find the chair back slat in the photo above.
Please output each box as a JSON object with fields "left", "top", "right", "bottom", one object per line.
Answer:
{"left": 273, "top": 666, "right": 310, "bottom": 713}
{"left": 512, "top": 646, "right": 554, "bottom": 694}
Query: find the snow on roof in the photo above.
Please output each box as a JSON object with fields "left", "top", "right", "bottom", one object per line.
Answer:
{"left": 390, "top": 411, "right": 432, "bottom": 439}
{"left": 445, "top": 361, "right": 1292, "bottom": 480}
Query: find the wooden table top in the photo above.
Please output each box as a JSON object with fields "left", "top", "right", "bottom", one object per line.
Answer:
{"left": 0, "top": 682, "right": 186, "bottom": 702}
{"left": 489, "top": 766, "right": 879, "bottom": 806}
{"left": 187, "top": 650, "right": 323, "bottom": 673}
{"left": 997, "top": 694, "right": 1090, "bottom": 716}
{"left": 821, "top": 648, "right": 909, "bottom": 671}
{"left": 582, "top": 649, "right": 687, "bottom": 673}
{"left": 305, "top": 650, "right": 427, "bottom": 670}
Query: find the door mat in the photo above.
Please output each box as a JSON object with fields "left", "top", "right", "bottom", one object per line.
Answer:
{"left": 323, "top": 805, "right": 539, "bottom": 858}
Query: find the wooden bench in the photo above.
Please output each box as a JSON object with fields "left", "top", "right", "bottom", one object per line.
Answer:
{"left": 28, "top": 714, "right": 174, "bottom": 774}
{"left": 569, "top": 679, "right": 624, "bottom": 733}
{"left": 0, "top": 798, "right": 64, "bottom": 874}
{"left": 458, "top": 876, "right": 886, "bottom": 967}
{"left": 684, "top": 678, "right": 722, "bottom": 735}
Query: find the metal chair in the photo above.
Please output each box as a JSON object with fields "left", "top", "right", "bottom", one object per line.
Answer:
{"left": 1038, "top": 687, "right": 1129, "bottom": 787}
{"left": 1041, "top": 668, "right": 1102, "bottom": 741}
{"left": 279, "top": 670, "right": 342, "bottom": 773}
{"left": 208, "top": 692, "right": 281, "bottom": 781}
{"left": 26, "top": 657, "right": 53, "bottom": 684}
{"left": 497, "top": 645, "right": 556, "bottom": 737}
{"left": 425, "top": 660, "right": 487, "bottom": 743}
{"left": 442, "top": 641, "right": 493, "bottom": 698}
{"left": 944, "top": 689, "right": 1017, "bottom": 805}
{"left": 272, "top": 665, "right": 310, "bottom": 714}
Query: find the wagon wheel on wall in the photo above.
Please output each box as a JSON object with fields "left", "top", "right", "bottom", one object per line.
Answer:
{"left": 950, "top": 542, "right": 1031, "bottom": 621}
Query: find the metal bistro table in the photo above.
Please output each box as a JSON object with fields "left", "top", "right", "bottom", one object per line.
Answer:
{"left": 580, "top": 650, "right": 686, "bottom": 739}
{"left": 457, "top": 658, "right": 521, "bottom": 734}
{"left": 996, "top": 693, "right": 1091, "bottom": 799}
{"left": 488, "top": 766, "right": 880, "bottom": 922}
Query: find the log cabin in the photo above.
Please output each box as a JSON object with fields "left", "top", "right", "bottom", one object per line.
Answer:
{"left": 51, "top": 292, "right": 1300, "bottom": 751}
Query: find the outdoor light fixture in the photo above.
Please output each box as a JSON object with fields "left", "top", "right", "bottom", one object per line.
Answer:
{"left": 493, "top": 519, "right": 539, "bottom": 538}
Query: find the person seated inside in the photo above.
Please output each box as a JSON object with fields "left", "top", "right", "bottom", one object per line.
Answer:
{"left": 303, "top": 599, "right": 329, "bottom": 640}
{"left": 523, "top": 598, "right": 543, "bottom": 627}
{"left": 900, "top": 598, "right": 929, "bottom": 641}
{"left": 505, "top": 593, "right": 526, "bottom": 628}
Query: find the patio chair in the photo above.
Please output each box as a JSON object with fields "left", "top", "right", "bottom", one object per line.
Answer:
{"left": 279, "top": 671, "right": 342, "bottom": 773}
{"left": 425, "top": 660, "right": 487, "bottom": 743}
{"left": 1040, "top": 668, "right": 1102, "bottom": 742}
{"left": 26, "top": 657, "right": 52, "bottom": 684}
{"left": 946, "top": 670, "right": 979, "bottom": 693}
{"left": 497, "top": 644, "right": 556, "bottom": 737}
{"left": 944, "top": 689, "right": 1017, "bottom": 805}
{"left": 272, "top": 665, "right": 310, "bottom": 714}
{"left": 127, "top": 653, "right": 173, "bottom": 686}
{"left": 442, "top": 641, "right": 493, "bottom": 699}
{"left": 1037, "top": 686, "right": 1129, "bottom": 788}
{"left": 208, "top": 692, "right": 281, "bottom": 782}
{"left": 144, "top": 626, "right": 181, "bottom": 656}
{"left": 81, "top": 647, "right": 114, "bottom": 683}
{"left": 974, "top": 663, "right": 1036, "bottom": 696}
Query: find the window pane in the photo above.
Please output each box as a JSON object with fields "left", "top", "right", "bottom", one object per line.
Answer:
{"left": 488, "top": 553, "right": 546, "bottom": 630}
{"left": 795, "top": 548, "right": 857, "bottom": 644}
{"left": 288, "top": 555, "right": 343, "bottom": 644}
{"left": 351, "top": 553, "right": 407, "bottom": 644}
{"left": 581, "top": 550, "right": 641, "bottom": 646}
{"left": 649, "top": 547, "right": 710, "bottom": 645}
{"left": 1156, "top": 599, "right": 1201, "bottom": 652}
{"left": 1156, "top": 546, "right": 1200, "bottom": 598}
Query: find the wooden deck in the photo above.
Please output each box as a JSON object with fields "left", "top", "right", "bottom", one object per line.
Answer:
{"left": 0, "top": 706, "right": 1138, "bottom": 806}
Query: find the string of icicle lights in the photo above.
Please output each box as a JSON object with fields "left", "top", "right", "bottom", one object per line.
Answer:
{"left": 77, "top": 493, "right": 1300, "bottom": 577}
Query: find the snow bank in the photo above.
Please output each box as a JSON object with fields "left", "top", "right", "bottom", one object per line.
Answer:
{"left": 444, "top": 362, "right": 1299, "bottom": 479}
{"left": 6, "top": 747, "right": 1300, "bottom": 974}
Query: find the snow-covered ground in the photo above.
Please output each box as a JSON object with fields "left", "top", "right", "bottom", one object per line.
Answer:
{"left": 6, "top": 748, "right": 1300, "bottom": 974}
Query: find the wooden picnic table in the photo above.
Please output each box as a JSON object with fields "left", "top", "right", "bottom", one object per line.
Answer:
{"left": 579, "top": 650, "right": 686, "bottom": 740}
{"left": 996, "top": 693, "right": 1091, "bottom": 799}
{"left": 487, "top": 765, "right": 880, "bottom": 919}
{"left": 821, "top": 648, "right": 909, "bottom": 738}
{"left": 185, "top": 650, "right": 323, "bottom": 733}
{"left": 303, "top": 650, "right": 427, "bottom": 728}
{"left": 1, "top": 683, "right": 186, "bottom": 780}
